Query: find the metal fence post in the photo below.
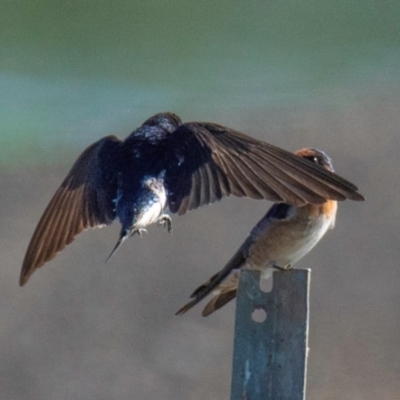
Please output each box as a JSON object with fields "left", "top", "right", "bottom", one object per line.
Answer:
{"left": 230, "top": 269, "right": 310, "bottom": 400}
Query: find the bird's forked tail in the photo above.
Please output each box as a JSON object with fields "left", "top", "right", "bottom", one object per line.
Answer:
{"left": 106, "top": 229, "right": 128, "bottom": 262}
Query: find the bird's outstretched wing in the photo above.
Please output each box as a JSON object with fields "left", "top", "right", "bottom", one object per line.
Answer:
{"left": 20, "top": 135, "right": 122, "bottom": 286}
{"left": 165, "top": 122, "right": 364, "bottom": 215}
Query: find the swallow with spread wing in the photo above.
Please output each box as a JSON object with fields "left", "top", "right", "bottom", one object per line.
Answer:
{"left": 21, "top": 114, "right": 364, "bottom": 286}
{"left": 176, "top": 148, "right": 358, "bottom": 317}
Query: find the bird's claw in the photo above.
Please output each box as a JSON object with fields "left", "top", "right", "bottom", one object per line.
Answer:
{"left": 273, "top": 264, "right": 293, "bottom": 272}
{"left": 159, "top": 215, "right": 173, "bottom": 234}
{"left": 132, "top": 228, "right": 148, "bottom": 237}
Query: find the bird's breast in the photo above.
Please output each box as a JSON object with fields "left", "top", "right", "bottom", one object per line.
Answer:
{"left": 134, "top": 200, "right": 164, "bottom": 228}
{"left": 131, "top": 176, "right": 168, "bottom": 229}
{"left": 115, "top": 169, "right": 168, "bottom": 231}
{"left": 247, "top": 201, "right": 337, "bottom": 270}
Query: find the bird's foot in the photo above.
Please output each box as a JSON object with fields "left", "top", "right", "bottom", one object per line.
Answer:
{"left": 158, "top": 214, "right": 173, "bottom": 234}
{"left": 273, "top": 264, "right": 293, "bottom": 272}
{"left": 132, "top": 228, "right": 148, "bottom": 237}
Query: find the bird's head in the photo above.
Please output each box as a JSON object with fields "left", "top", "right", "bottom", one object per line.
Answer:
{"left": 141, "top": 112, "right": 182, "bottom": 133}
{"left": 295, "top": 148, "right": 334, "bottom": 172}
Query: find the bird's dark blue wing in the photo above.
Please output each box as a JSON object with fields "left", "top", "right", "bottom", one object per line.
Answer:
{"left": 164, "top": 123, "right": 228, "bottom": 214}
{"left": 20, "top": 135, "right": 122, "bottom": 286}
{"left": 262, "top": 202, "right": 293, "bottom": 221}
{"left": 164, "top": 122, "right": 363, "bottom": 216}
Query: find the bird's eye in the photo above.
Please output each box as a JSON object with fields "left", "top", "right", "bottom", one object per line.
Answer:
{"left": 304, "top": 155, "right": 319, "bottom": 164}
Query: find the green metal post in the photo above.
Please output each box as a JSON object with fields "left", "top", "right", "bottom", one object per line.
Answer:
{"left": 230, "top": 269, "right": 310, "bottom": 400}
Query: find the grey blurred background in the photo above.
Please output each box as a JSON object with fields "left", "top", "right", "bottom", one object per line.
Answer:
{"left": 1, "top": 1, "right": 399, "bottom": 399}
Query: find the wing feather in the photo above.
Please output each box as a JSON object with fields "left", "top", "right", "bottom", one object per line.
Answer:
{"left": 165, "top": 122, "right": 364, "bottom": 215}
{"left": 20, "top": 135, "right": 122, "bottom": 286}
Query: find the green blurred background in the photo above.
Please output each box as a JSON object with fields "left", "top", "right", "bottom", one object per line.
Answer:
{"left": 1, "top": 1, "right": 399, "bottom": 399}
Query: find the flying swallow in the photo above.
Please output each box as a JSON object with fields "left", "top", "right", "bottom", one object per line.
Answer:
{"left": 20, "top": 114, "right": 364, "bottom": 286}
{"left": 176, "top": 148, "right": 357, "bottom": 316}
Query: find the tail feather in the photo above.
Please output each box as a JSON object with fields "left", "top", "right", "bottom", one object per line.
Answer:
{"left": 176, "top": 250, "right": 246, "bottom": 316}
{"left": 105, "top": 230, "right": 128, "bottom": 262}
{"left": 202, "top": 287, "right": 237, "bottom": 317}
{"left": 190, "top": 271, "right": 219, "bottom": 298}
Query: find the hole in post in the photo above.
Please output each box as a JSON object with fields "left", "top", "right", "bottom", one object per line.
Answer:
{"left": 252, "top": 307, "right": 267, "bottom": 323}
{"left": 259, "top": 277, "right": 273, "bottom": 293}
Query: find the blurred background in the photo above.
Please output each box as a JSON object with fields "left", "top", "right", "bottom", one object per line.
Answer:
{"left": 1, "top": 1, "right": 399, "bottom": 399}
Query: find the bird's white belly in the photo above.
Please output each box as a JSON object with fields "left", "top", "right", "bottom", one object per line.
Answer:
{"left": 250, "top": 212, "right": 335, "bottom": 278}
{"left": 136, "top": 202, "right": 164, "bottom": 228}
{"left": 135, "top": 178, "right": 167, "bottom": 228}
{"left": 282, "top": 217, "right": 331, "bottom": 265}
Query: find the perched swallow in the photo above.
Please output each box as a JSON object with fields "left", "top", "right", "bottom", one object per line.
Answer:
{"left": 176, "top": 148, "right": 355, "bottom": 317}
{"left": 20, "top": 114, "right": 364, "bottom": 286}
